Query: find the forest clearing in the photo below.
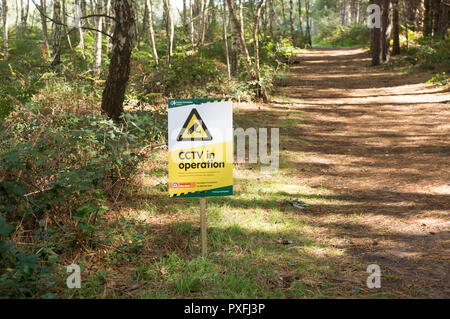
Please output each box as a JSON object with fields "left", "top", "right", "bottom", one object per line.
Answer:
{"left": 0, "top": 0, "right": 449, "bottom": 300}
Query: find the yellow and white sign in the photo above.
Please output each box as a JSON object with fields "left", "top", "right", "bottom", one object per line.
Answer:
{"left": 168, "top": 99, "right": 233, "bottom": 198}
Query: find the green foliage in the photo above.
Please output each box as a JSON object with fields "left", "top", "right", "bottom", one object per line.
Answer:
{"left": 0, "top": 63, "right": 43, "bottom": 120}
{"left": 0, "top": 215, "right": 58, "bottom": 298}
{"left": 427, "top": 72, "right": 449, "bottom": 86}
{"left": 0, "top": 101, "right": 166, "bottom": 297}
{"left": 313, "top": 24, "right": 370, "bottom": 47}
{"left": 405, "top": 38, "right": 450, "bottom": 71}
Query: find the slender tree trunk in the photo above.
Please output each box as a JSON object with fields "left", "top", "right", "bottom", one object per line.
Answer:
{"left": 356, "top": 0, "right": 361, "bottom": 23}
{"left": 15, "top": 0, "right": 18, "bottom": 29}
{"left": 222, "top": 0, "right": 231, "bottom": 82}
{"left": 189, "top": 0, "right": 194, "bottom": 44}
{"left": 20, "top": 0, "right": 29, "bottom": 36}
{"left": 370, "top": 0, "right": 382, "bottom": 66}
{"left": 392, "top": 0, "right": 400, "bottom": 55}
{"left": 101, "top": 0, "right": 136, "bottom": 121}
{"left": 51, "top": 0, "right": 62, "bottom": 66}
{"left": 268, "top": 0, "right": 280, "bottom": 42}
{"left": 200, "top": 0, "right": 210, "bottom": 44}
{"left": 137, "top": 1, "right": 148, "bottom": 50}
{"left": 80, "top": 0, "right": 87, "bottom": 27}
{"left": 381, "top": 0, "right": 391, "bottom": 63}
{"left": 340, "top": 0, "right": 346, "bottom": 25}
{"left": 298, "top": 0, "right": 304, "bottom": 38}
{"left": 305, "top": 0, "right": 311, "bottom": 46}
{"left": 183, "top": 0, "right": 187, "bottom": 32}
{"left": 93, "top": 0, "right": 103, "bottom": 75}
{"left": 261, "top": 1, "right": 267, "bottom": 36}
{"left": 432, "top": 0, "right": 441, "bottom": 37}
{"left": 146, "top": 0, "right": 159, "bottom": 66}
{"left": 75, "top": 0, "right": 85, "bottom": 52}
{"left": 2, "top": 0, "right": 8, "bottom": 61}
{"left": 62, "top": 0, "right": 73, "bottom": 50}
{"left": 281, "top": 0, "right": 286, "bottom": 35}
{"left": 239, "top": 0, "right": 244, "bottom": 36}
{"left": 164, "top": 0, "right": 174, "bottom": 66}
{"left": 38, "top": 0, "right": 49, "bottom": 55}
{"left": 229, "top": 2, "right": 239, "bottom": 74}
{"left": 437, "top": 1, "right": 448, "bottom": 39}
{"left": 424, "top": 0, "right": 432, "bottom": 36}
{"left": 406, "top": 0, "right": 416, "bottom": 31}
{"left": 289, "top": 0, "right": 294, "bottom": 39}
{"left": 253, "top": 0, "right": 266, "bottom": 100}
{"left": 227, "top": 0, "right": 253, "bottom": 78}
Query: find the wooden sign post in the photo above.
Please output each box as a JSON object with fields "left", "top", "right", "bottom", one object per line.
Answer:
{"left": 200, "top": 197, "right": 207, "bottom": 257}
{"left": 168, "top": 99, "right": 233, "bottom": 257}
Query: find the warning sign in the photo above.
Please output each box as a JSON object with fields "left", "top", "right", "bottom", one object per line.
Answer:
{"left": 168, "top": 99, "right": 233, "bottom": 198}
{"left": 177, "top": 108, "right": 212, "bottom": 141}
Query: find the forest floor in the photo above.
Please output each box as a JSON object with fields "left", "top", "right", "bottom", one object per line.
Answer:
{"left": 77, "top": 47, "right": 449, "bottom": 299}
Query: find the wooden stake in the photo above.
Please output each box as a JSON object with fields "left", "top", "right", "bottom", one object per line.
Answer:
{"left": 200, "top": 197, "right": 207, "bottom": 257}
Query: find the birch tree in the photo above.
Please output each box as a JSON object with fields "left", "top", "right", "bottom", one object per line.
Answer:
{"left": 101, "top": 0, "right": 136, "bottom": 120}
{"left": 146, "top": 0, "right": 159, "bottom": 66}
{"left": 20, "top": 0, "right": 29, "bottom": 36}
{"left": 51, "top": 0, "right": 63, "bottom": 66}
{"left": 93, "top": 0, "right": 103, "bottom": 75}
{"left": 253, "top": 0, "right": 266, "bottom": 100}
{"left": 222, "top": 0, "right": 231, "bottom": 81}
{"left": 163, "top": 0, "right": 174, "bottom": 66}
{"left": 2, "top": 0, "right": 7, "bottom": 61}
{"left": 227, "top": 0, "right": 253, "bottom": 77}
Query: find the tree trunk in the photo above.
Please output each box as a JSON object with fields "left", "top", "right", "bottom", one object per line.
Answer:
{"left": 93, "top": 0, "right": 103, "bottom": 75}
{"left": 356, "top": 0, "right": 361, "bottom": 23}
{"left": 38, "top": 0, "right": 49, "bottom": 55}
{"left": 289, "top": 0, "right": 294, "bottom": 39}
{"left": 340, "top": 0, "right": 346, "bottom": 25}
{"left": 51, "top": 0, "right": 62, "bottom": 66}
{"left": 222, "top": 0, "right": 231, "bottom": 82}
{"left": 298, "top": 0, "right": 304, "bottom": 39}
{"left": 406, "top": 0, "right": 419, "bottom": 31}
{"left": 370, "top": 0, "right": 382, "bottom": 66}
{"left": 189, "top": 0, "right": 194, "bottom": 44}
{"left": 253, "top": 0, "right": 267, "bottom": 100}
{"left": 183, "top": 0, "right": 187, "bottom": 32}
{"left": 268, "top": 0, "right": 280, "bottom": 42}
{"left": 424, "top": 0, "right": 433, "bottom": 36}
{"left": 75, "top": 0, "right": 85, "bottom": 52}
{"left": 239, "top": 0, "right": 244, "bottom": 36}
{"left": 229, "top": 5, "right": 239, "bottom": 74}
{"left": 20, "top": 0, "right": 29, "bottom": 36}
{"left": 305, "top": 0, "right": 311, "bottom": 46}
{"left": 432, "top": 0, "right": 441, "bottom": 37}
{"left": 2, "top": 0, "right": 8, "bottom": 61}
{"left": 101, "top": 0, "right": 136, "bottom": 121}
{"left": 163, "top": 0, "right": 174, "bottom": 66}
{"left": 200, "top": 0, "right": 210, "bottom": 45}
{"left": 227, "top": 0, "right": 253, "bottom": 78}
{"left": 381, "top": 0, "right": 391, "bottom": 63}
{"left": 392, "top": 0, "right": 400, "bottom": 55}
{"left": 437, "top": 1, "right": 448, "bottom": 39}
{"left": 146, "top": 0, "right": 159, "bottom": 66}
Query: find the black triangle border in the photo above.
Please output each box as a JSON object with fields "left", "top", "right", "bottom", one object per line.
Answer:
{"left": 176, "top": 108, "right": 213, "bottom": 141}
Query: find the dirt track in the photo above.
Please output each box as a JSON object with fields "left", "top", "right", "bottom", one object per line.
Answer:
{"left": 275, "top": 47, "right": 450, "bottom": 298}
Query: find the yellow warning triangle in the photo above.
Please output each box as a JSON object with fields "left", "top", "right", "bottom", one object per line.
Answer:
{"left": 177, "top": 108, "right": 213, "bottom": 141}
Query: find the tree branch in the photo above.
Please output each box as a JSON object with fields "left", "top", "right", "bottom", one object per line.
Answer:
{"left": 31, "top": 0, "right": 114, "bottom": 39}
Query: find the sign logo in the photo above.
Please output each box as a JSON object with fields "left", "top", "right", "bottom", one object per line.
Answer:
{"left": 177, "top": 108, "right": 213, "bottom": 141}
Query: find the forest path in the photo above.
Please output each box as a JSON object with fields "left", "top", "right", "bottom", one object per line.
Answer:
{"left": 269, "top": 47, "right": 450, "bottom": 297}
{"left": 129, "top": 47, "right": 449, "bottom": 298}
